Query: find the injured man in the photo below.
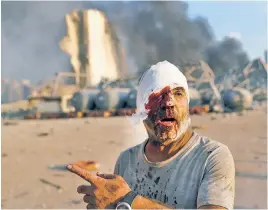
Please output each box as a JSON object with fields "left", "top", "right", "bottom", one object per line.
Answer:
{"left": 67, "top": 61, "right": 235, "bottom": 209}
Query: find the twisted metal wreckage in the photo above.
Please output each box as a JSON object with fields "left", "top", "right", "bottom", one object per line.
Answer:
{"left": 1, "top": 9, "right": 267, "bottom": 119}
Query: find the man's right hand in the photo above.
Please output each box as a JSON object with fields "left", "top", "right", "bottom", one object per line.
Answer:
{"left": 67, "top": 164, "right": 131, "bottom": 209}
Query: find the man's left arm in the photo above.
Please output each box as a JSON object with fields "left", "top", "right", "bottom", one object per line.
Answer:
{"left": 197, "top": 145, "right": 235, "bottom": 210}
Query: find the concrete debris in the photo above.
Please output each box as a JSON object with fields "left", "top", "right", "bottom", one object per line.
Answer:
{"left": 37, "top": 132, "right": 49, "bottom": 137}
{"left": 53, "top": 174, "right": 65, "bottom": 177}
{"left": 192, "top": 125, "right": 206, "bottom": 130}
{"left": 39, "top": 178, "right": 63, "bottom": 192}
{"left": 70, "top": 199, "right": 83, "bottom": 205}
{"left": 210, "top": 116, "right": 217, "bottom": 120}
{"left": 3, "top": 121, "right": 18, "bottom": 126}
{"left": 14, "top": 191, "right": 29, "bottom": 199}
{"left": 237, "top": 112, "right": 244, "bottom": 116}
{"left": 2, "top": 153, "right": 8, "bottom": 158}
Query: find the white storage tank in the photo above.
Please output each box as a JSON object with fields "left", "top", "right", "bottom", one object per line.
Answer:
{"left": 95, "top": 88, "right": 130, "bottom": 110}
{"left": 71, "top": 89, "right": 100, "bottom": 112}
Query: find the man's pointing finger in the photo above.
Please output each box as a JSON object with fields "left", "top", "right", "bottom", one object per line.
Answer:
{"left": 67, "top": 164, "right": 104, "bottom": 186}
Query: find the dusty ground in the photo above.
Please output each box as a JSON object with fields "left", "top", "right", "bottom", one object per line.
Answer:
{"left": 1, "top": 105, "right": 267, "bottom": 209}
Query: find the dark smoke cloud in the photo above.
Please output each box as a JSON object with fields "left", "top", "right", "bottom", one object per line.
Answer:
{"left": 92, "top": 1, "right": 216, "bottom": 72}
{"left": 204, "top": 37, "right": 250, "bottom": 76}
{"left": 1, "top": 1, "right": 250, "bottom": 83}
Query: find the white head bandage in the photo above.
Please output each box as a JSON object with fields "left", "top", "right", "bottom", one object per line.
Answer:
{"left": 131, "top": 60, "right": 190, "bottom": 124}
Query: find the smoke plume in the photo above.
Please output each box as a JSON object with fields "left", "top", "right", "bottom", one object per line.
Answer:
{"left": 1, "top": 1, "right": 250, "bottom": 83}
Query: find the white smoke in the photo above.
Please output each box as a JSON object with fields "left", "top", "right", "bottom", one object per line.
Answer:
{"left": 1, "top": 2, "right": 86, "bottom": 83}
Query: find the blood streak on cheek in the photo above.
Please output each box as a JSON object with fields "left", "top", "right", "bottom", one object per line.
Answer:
{"left": 145, "top": 86, "right": 172, "bottom": 112}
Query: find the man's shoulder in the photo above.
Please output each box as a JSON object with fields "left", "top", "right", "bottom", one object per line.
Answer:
{"left": 119, "top": 141, "right": 144, "bottom": 159}
{"left": 194, "top": 135, "right": 235, "bottom": 210}
{"left": 192, "top": 133, "right": 235, "bottom": 179}
{"left": 194, "top": 132, "right": 233, "bottom": 157}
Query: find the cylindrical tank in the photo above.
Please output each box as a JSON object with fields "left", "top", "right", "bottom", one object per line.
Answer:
{"left": 222, "top": 88, "right": 253, "bottom": 110}
{"left": 71, "top": 89, "right": 100, "bottom": 112}
{"left": 189, "top": 87, "right": 201, "bottom": 107}
{"left": 95, "top": 88, "right": 131, "bottom": 110}
{"left": 126, "top": 88, "right": 137, "bottom": 108}
{"left": 200, "top": 91, "right": 213, "bottom": 105}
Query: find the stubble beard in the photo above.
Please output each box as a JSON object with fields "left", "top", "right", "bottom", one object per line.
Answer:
{"left": 151, "top": 117, "right": 191, "bottom": 146}
{"left": 173, "top": 117, "right": 191, "bottom": 142}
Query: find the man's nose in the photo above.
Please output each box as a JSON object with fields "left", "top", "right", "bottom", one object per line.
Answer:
{"left": 160, "top": 93, "right": 175, "bottom": 109}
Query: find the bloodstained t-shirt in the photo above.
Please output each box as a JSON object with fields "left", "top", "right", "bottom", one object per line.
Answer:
{"left": 114, "top": 132, "right": 235, "bottom": 209}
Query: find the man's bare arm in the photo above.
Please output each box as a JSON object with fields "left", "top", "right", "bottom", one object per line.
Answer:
{"left": 131, "top": 195, "right": 226, "bottom": 209}
{"left": 131, "top": 195, "right": 173, "bottom": 209}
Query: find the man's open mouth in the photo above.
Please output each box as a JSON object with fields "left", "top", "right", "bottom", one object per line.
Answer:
{"left": 156, "top": 118, "right": 177, "bottom": 126}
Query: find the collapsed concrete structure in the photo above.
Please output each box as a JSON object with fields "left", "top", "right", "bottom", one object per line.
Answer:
{"left": 59, "top": 9, "right": 125, "bottom": 88}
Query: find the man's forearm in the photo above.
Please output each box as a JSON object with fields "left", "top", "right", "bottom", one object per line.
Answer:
{"left": 130, "top": 195, "right": 226, "bottom": 209}
{"left": 131, "top": 195, "right": 173, "bottom": 209}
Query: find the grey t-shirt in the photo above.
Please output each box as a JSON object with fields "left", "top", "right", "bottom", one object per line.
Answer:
{"left": 114, "top": 132, "right": 235, "bottom": 209}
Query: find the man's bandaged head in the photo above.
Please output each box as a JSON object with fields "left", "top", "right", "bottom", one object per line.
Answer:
{"left": 132, "top": 60, "right": 190, "bottom": 124}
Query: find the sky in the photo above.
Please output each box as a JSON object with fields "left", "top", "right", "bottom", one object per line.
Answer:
{"left": 186, "top": 0, "right": 267, "bottom": 59}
